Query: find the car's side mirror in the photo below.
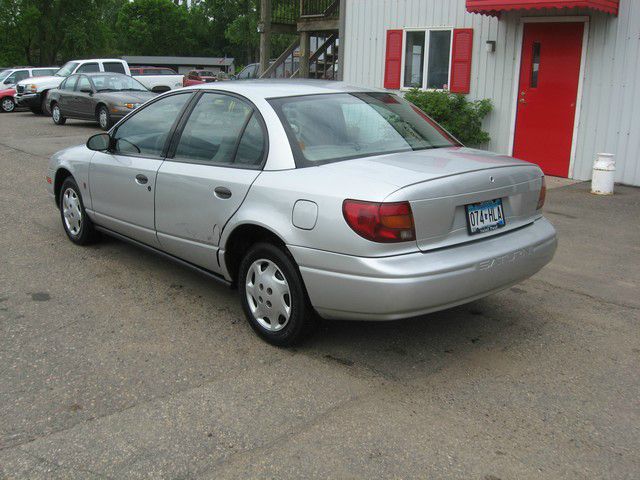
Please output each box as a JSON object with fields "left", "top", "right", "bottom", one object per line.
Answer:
{"left": 81, "top": 88, "right": 93, "bottom": 95}
{"left": 86, "top": 133, "right": 112, "bottom": 151}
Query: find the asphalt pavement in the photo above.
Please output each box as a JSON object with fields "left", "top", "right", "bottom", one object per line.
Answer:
{"left": 0, "top": 111, "right": 638, "bottom": 479}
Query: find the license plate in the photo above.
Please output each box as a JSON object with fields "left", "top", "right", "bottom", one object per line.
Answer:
{"left": 465, "top": 199, "right": 506, "bottom": 235}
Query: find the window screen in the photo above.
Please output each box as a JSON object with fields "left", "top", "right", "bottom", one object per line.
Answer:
{"left": 403, "top": 32, "right": 425, "bottom": 88}
{"left": 426, "top": 30, "right": 452, "bottom": 89}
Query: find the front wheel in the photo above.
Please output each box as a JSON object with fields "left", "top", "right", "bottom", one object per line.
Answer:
{"left": 238, "top": 243, "right": 315, "bottom": 346}
{"left": 51, "top": 102, "right": 66, "bottom": 125}
{"left": 59, "top": 177, "right": 98, "bottom": 245}
{"left": 97, "top": 106, "right": 112, "bottom": 131}
{"left": 1, "top": 97, "right": 15, "bottom": 113}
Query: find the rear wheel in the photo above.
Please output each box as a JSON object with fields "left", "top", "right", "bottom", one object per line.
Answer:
{"left": 1, "top": 97, "right": 15, "bottom": 113}
{"left": 97, "top": 106, "right": 112, "bottom": 131}
{"left": 238, "top": 242, "right": 314, "bottom": 346}
{"left": 59, "top": 177, "right": 98, "bottom": 245}
{"left": 51, "top": 102, "right": 66, "bottom": 125}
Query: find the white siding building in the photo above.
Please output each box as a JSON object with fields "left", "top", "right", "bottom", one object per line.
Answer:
{"left": 342, "top": 0, "right": 640, "bottom": 186}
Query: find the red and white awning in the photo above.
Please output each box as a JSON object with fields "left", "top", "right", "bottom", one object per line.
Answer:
{"left": 466, "top": 0, "right": 619, "bottom": 16}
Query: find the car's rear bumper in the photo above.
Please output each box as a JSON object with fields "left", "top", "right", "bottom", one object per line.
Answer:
{"left": 289, "top": 217, "right": 557, "bottom": 321}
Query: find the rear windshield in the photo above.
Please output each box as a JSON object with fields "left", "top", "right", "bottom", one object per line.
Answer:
{"left": 197, "top": 71, "right": 215, "bottom": 76}
{"left": 269, "top": 92, "right": 459, "bottom": 166}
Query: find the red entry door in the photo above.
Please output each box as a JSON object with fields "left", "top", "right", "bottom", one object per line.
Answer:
{"left": 513, "top": 22, "right": 584, "bottom": 177}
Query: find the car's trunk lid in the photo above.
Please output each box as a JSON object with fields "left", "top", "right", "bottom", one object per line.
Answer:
{"left": 379, "top": 148, "right": 543, "bottom": 252}
{"left": 324, "top": 147, "right": 543, "bottom": 252}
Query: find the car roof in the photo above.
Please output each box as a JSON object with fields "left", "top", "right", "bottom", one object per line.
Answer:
{"left": 183, "top": 80, "right": 378, "bottom": 99}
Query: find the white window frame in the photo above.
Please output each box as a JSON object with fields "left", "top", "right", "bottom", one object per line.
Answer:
{"left": 400, "top": 27, "right": 454, "bottom": 92}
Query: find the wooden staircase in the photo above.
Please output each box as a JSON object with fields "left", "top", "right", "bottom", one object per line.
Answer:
{"left": 259, "top": 0, "right": 341, "bottom": 80}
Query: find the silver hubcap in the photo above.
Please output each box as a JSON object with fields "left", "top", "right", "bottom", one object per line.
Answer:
{"left": 62, "top": 188, "right": 82, "bottom": 236}
{"left": 99, "top": 110, "right": 108, "bottom": 128}
{"left": 52, "top": 106, "right": 60, "bottom": 122}
{"left": 245, "top": 259, "right": 292, "bottom": 332}
{"left": 2, "top": 98, "right": 14, "bottom": 112}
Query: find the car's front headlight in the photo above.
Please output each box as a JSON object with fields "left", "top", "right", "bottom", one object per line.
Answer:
{"left": 112, "top": 103, "right": 141, "bottom": 112}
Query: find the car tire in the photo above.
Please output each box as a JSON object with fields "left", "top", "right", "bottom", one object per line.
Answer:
{"left": 51, "top": 102, "right": 66, "bottom": 125}
{"left": 238, "top": 242, "right": 315, "bottom": 347}
{"left": 59, "top": 177, "right": 98, "bottom": 245}
{"left": 97, "top": 106, "right": 112, "bottom": 131}
{"left": 1, "top": 96, "right": 15, "bottom": 113}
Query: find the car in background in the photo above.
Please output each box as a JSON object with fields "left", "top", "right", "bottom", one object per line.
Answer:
{"left": 15, "top": 59, "right": 130, "bottom": 114}
{"left": 233, "top": 61, "right": 298, "bottom": 80}
{"left": 129, "top": 66, "right": 183, "bottom": 93}
{"left": 0, "top": 87, "right": 17, "bottom": 112}
{"left": 46, "top": 81, "right": 556, "bottom": 346}
{"left": 48, "top": 72, "right": 156, "bottom": 130}
{"left": 0, "top": 66, "right": 58, "bottom": 112}
{"left": 234, "top": 63, "right": 259, "bottom": 80}
{"left": 183, "top": 70, "right": 218, "bottom": 87}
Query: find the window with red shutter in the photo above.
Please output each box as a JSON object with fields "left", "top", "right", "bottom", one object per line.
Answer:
{"left": 384, "top": 30, "right": 403, "bottom": 89}
{"left": 449, "top": 28, "right": 474, "bottom": 94}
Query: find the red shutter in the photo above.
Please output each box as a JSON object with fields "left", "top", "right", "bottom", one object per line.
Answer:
{"left": 450, "top": 28, "right": 474, "bottom": 94}
{"left": 384, "top": 29, "right": 403, "bottom": 89}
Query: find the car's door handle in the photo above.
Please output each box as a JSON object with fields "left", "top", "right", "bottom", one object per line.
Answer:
{"left": 135, "top": 174, "right": 148, "bottom": 185}
{"left": 214, "top": 186, "right": 232, "bottom": 199}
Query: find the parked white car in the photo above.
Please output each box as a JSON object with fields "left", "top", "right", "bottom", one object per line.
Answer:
{"left": 129, "top": 66, "right": 183, "bottom": 93}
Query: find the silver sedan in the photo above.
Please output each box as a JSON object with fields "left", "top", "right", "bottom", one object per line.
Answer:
{"left": 46, "top": 81, "right": 557, "bottom": 346}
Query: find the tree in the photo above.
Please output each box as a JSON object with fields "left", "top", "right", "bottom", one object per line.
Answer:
{"left": 115, "top": 0, "right": 197, "bottom": 56}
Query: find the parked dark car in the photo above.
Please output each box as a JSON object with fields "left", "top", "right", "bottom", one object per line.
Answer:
{"left": 47, "top": 72, "right": 156, "bottom": 130}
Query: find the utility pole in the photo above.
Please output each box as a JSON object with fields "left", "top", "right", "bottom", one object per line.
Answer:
{"left": 259, "top": 0, "right": 272, "bottom": 76}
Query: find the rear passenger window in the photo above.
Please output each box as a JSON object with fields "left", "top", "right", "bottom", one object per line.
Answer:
{"left": 103, "top": 62, "right": 126, "bottom": 74}
{"left": 173, "top": 93, "right": 262, "bottom": 167}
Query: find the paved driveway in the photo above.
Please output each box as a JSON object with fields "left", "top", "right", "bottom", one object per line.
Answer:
{"left": 1, "top": 112, "right": 638, "bottom": 479}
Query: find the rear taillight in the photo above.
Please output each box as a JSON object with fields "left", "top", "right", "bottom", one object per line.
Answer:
{"left": 342, "top": 200, "right": 416, "bottom": 243}
{"left": 537, "top": 176, "right": 547, "bottom": 210}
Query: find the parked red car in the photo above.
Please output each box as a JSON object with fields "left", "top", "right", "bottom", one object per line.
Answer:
{"left": 183, "top": 70, "right": 217, "bottom": 87}
{"left": 0, "top": 87, "right": 16, "bottom": 112}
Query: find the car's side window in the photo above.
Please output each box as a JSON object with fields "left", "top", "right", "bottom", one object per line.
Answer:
{"left": 112, "top": 93, "right": 192, "bottom": 157}
{"left": 103, "top": 62, "right": 126, "bottom": 74}
{"left": 235, "top": 114, "right": 266, "bottom": 166}
{"left": 76, "top": 63, "right": 99, "bottom": 73}
{"left": 5, "top": 70, "right": 28, "bottom": 84}
{"left": 76, "top": 76, "right": 92, "bottom": 92}
{"left": 61, "top": 76, "right": 78, "bottom": 91}
{"left": 173, "top": 93, "right": 261, "bottom": 166}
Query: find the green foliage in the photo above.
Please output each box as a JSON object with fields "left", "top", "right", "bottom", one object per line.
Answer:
{"left": 0, "top": 0, "right": 294, "bottom": 67}
{"left": 404, "top": 88, "right": 493, "bottom": 146}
